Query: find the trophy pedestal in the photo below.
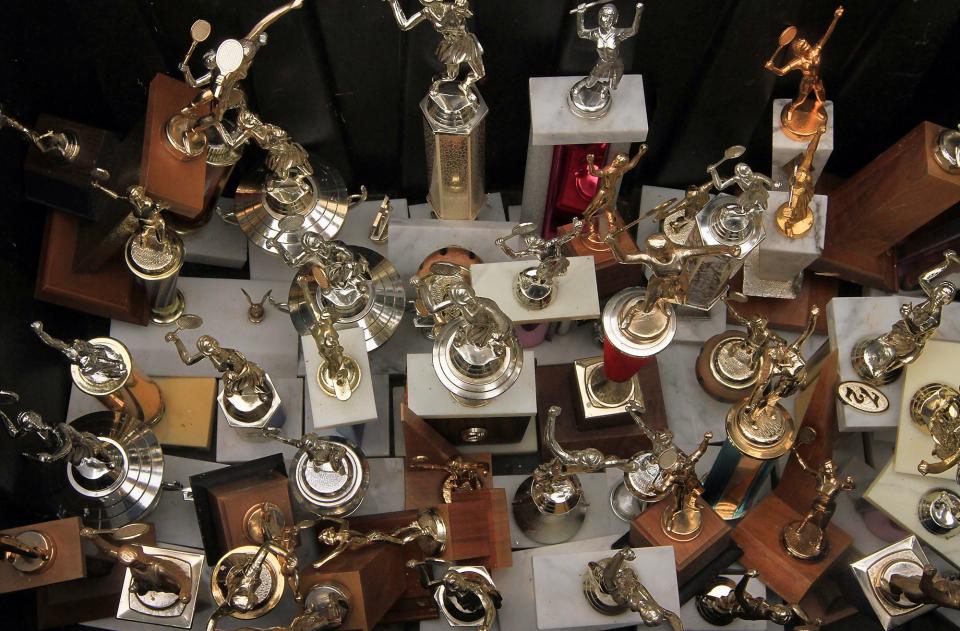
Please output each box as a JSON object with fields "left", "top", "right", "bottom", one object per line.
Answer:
{"left": 850, "top": 536, "right": 934, "bottom": 631}
{"left": 36, "top": 210, "right": 149, "bottom": 324}
{"left": 813, "top": 121, "right": 960, "bottom": 290}
{"left": 532, "top": 546, "right": 679, "bottom": 631}
{"left": 409, "top": 192, "right": 504, "bottom": 221}
{"left": 628, "top": 499, "right": 732, "bottom": 586}
{"left": 731, "top": 493, "right": 852, "bottom": 604}
{"left": 435, "top": 489, "right": 512, "bottom": 569}
{"left": 22, "top": 114, "right": 120, "bottom": 221}
{"left": 702, "top": 440, "right": 775, "bottom": 521}
{"left": 771, "top": 99, "right": 834, "bottom": 187}
{"left": 303, "top": 545, "right": 407, "bottom": 631}
{"left": 215, "top": 377, "right": 302, "bottom": 464}
{"left": 406, "top": 351, "right": 537, "bottom": 447}
{"left": 742, "top": 191, "right": 827, "bottom": 299}
{"left": 141, "top": 74, "right": 230, "bottom": 220}
{"left": 559, "top": 210, "right": 643, "bottom": 299}
{"left": 522, "top": 76, "right": 648, "bottom": 233}
{"left": 695, "top": 331, "right": 759, "bottom": 403}
{"left": 0, "top": 518, "right": 85, "bottom": 594}
{"left": 536, "top": 363, "right": 668, "bottom": 461}
{"left": 302, "top": 329, "right": 377, "bottom": 431}
{"left": 188, "top": 454, "right": 294, "bottom": 564}
{"left": 469, "top": 257, "right": 600, "bottom": 324}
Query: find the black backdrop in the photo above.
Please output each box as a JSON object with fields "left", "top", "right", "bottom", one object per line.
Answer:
{"left": 0, "top": 2, "right": 959, "bottom": 628}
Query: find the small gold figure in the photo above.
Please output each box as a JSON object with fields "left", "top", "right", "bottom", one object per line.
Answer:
{"left": 852, "top": 251, "right": 960, "bottom": 385}
{"left": 583, "top": 548, "right": 682, "bottom": 628}
{"left": 410, "top": 261, "right": 472, "bottom": 338}
{"left": 886, "top": 565, "right": 960, "bottom": 610}
{"left": 710, "top": 296, "right": 785, "bottom": 391}
{"left": 262, "top": 428, "right": 348, "bottom": 475}
{"left": 765, "top": 6, "right": 844, "bottom": 141}
{"left": 655, "top": 431, "right": 713, "bottom": 541}
{"left": 241, "top": 289, "right": 272, "bottom": 324}
{"left": 909, "top": 383, "right": 960, "bottom": 476}
{"left": 90, "top": 169, "right": 174, "bottom": 254}
{"left": 776, "top": 125, "right": 825, "bottom": 238}
{"left": 166, "top": 325, "right": 271, "bottom": 404}
{"left": 580, "top": 147, "right": 646, "bottom": 249}
{"left": 496, "top": 219, "right": 583, "bottom": 309}
{"left": 312, "top": 509, "right": 447, "bottom": 569}
{"left": 410, "top": 559, "right": 502, "bottom": 631}
{"left": 697, "top": 569, "right": 821, "bottom": 629}
{"left": 295, "top": 274, "right": 361, "bottom": 401}
{"left": 781, "top": 449, "right": 855, "bottom": 560}
{"left": 0, "top": 106, "right": 79, "bottom": 161}
{"left": 369, "top": 196, "right": 392, "bottom": 243}
{"left": 409, "top": 455, "right": 489, "bottom": 503}
{"left": 645, "top": 180, "right": 712, "bottom": 245}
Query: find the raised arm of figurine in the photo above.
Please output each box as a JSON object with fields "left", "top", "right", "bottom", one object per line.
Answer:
{"left": 684, "top": 243, "right": 741, "bottom": 260}
{"left": 164, "top": 333, "right": 208, "bottom": 366}
{"left": 495, "top": 226, "right": 532, "bottom": 258}
{"left": 815, "top": 7, "right": 844, "bottom": 51}
{"left": 384, "top": 0, "right": 427, "bottom": 31}
{"left": 544, "top": 406, "right": 634, "bottom": 472}
{"left": 575, "top": 5, "right": 595, "bottom": 40}
{"left": 618, "top": 3, "right": 643, "bottom": 40}
{"left": 688, "top": 431, "right": 713, "bottom": 465}
{"left": 624, "top": 144, "right": 647, "bottom": 170}
{"left": 733, "top": 570, "right": 756, "bottom": 613}
{"left": 788, "top": 306, "right": 820, "bottom": 352}
{"left": 919, "top": 250, "right": 960, "bottom": 296}
{"left": 585, "top": 153, "right": 601, "bottom": 177}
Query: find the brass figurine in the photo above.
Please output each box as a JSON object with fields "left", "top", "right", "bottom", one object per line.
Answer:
{"left": 409, "top": 455, "right": 489, "bottom": 503}
{"left": 295, "top": 274, "right": 361, "bottom": 401}
{"left": 765, "top": 7, "right": 844, "bottom": 141}
{"left": 0, "top": 106, "right": 79, "bottom": 161}
{"left": 781, "top": 446, "right": 855, "bottom": 560}
{"left": 582, "top": 548, "right": 682, "bottom": 628}
{"left": 707, "top": 154, "right": 777, "bottom": 218}
{"left": 776, "top": 125, "right": 825, "bottom": 238}
{"left": 263, "top": 429, "right": 347, "bottom": 475}
{"left": 580, "top": 147, "right": 646, "bottom": 250}
{"left": 411, "top": 261, "right": 473, "bottom": 338}
{"left": 0, "top": 529, "right": 55, "bottom": 574}
{"left": 852, "top": 251, "right": 960, "bottom": 385}
{"left": 909, "top": 383, "right": 960, "bottom": 477}
{"left": 369, "top": 195, "right": 392, "bottom": 243}
{"left": 697, "top": 570, "right": 821, "bottom": 629}
{"left": 496, "top": 218, "right": 583, "bottom": 309}
{"left": 851, "top": 535, "right": 935, "bottom": 629}
{"left": 410, "top": 559, "right": 502, "bottom": 631}
{"left": 651, "top": 430, "right": 712, "bottom": 541}
{"left": 241, "top": 289, "right": 272, "bottom": 324}
{"left": 312, "top": 509, "right": 447, "bottom": 569}
{"left": 568, "top": 1, "right": 644, "bottom": 119}
{"left": 887, "top": 565, "right": 960, "bottom": 611}
{"left": 32, "top": 321, "right": 128, "bottom": 382}
{"left": 646, "top": 181, "right": 712, "bottom": 245}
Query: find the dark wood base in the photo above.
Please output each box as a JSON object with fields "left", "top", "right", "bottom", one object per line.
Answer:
{"left": 730, "top": 271, "right": 835, "bottom": 335}
{"left": 0, "top": 517, "right": 85, "bottom": 594}
{"left": 572, "top": 355, "right": 666, "bottom": 431}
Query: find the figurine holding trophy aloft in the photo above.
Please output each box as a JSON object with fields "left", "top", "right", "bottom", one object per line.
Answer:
{"left": 384, "top": 0, "right": 488, "bottom": 220}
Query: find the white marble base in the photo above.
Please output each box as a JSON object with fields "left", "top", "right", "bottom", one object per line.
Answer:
{"left": 110, "top": 277, "right": 299, "bottom": 379}
{"left": 679, "top": 574, "right": 767, "bottom": 631}
{"left": 470, "top": 257, "right": 600, "bottom": 325}
{"left": 405, "top": 351, "right": 537, "bottom": 419}
{"left": 353, "top": 457, "right": 405, "bottom": 517}
{"left": 529, "top": 76, "right": 649, "bottom": 146}
{"left": 410, "top": 192, "right": 505, "bottom": 222}
{"left": 676, "top": 301, "right": 727, "bottom": 344}
{"left": 865, "top": 460, "right": 960, "bottom": 567}
{"left": 215, "top": 377, "right": 303, "bottom": 464}
{"left": 638, "top": 185, "right": 700, "bottom": 245}
{"left": 894, "top": 339, "right": 960, "bottom": 480}
{"left": 496, "top": 472, "right": 621, "bottom": 550}
{"left": 530, "top": 321, "right": 604, "bottom": 367}
{"left": 533, "top": 546, "right": 680, "bottom": 630}
{"left": 181, "top": 199, "right": 248, "bottom": 268}
{"left": 303, "top": 375, "right": 390, "bottom": 458}
{"left": 151, "top": 456, "right": 226, "bottom": 549}
{"left": 771, "top": 99, "right": 834, "bottom": 186}
{"left": 301, "top": 329, "right": 377, "bottom": 430}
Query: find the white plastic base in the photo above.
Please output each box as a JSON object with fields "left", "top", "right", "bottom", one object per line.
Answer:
{"left": 409, "top": 192, "right": 505, "bottom": 221}
{"left": 533, "top": 546, "right": 680, "bottom": 630}
{"left": 181, "top": 199, "right": 248, "bottom": 268}
{"left": 470, "top": 257, "right": 600, "bottom": 324}
{"left": 110, "top": 277, "right": 299, "bottom": 379}
{"left": 215, "top": 377, "right": 303, "bottom": 464}
{"left": 771, "top": 99, "right": 834, "bottom": 187}
{"left": 302, "top": 328, "right": 377, "bottom": 430}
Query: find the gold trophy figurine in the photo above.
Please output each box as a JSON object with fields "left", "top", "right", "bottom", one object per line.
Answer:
{"left": 776, "top": 125, "right": 826, "bottom": 238}
{"left": 886, "top": 565, "right": 960, "bottom": 611}
{"left": 909, "top": 383, "right": 960, "bottom": 477}
{"left": 697, "top": 570, "right": 821, "bottom": 629}
{"left": 312, "top": 510, "right": 447, "bottom": 569}
{"left": 0, "top": 105, "right": 79, "bottom": 162}
{"left": 582, "top": 548, "right": 683, "bottom": 628}
{"left": 295, "top": 273, "right": 361, "bottom": 401}
{"left": 495, "top": 218, "right": 583, "bottom": 309}
{"left": 579, "top": 147, "right": 647, "bottom": 250}
{"left": 657, "top": 431, "right": 713, "bottom": 541}
{"left": 765, "top": 6, "right": 844, "bottom": 141}
{"left": 781, "top": 447, "right": 855, "bottom": 561}
{"left": 369, "top": 196, "right": 392, "bottom": 243}
{"left": 409, "top": 455, "right": 489, "bottom": 503}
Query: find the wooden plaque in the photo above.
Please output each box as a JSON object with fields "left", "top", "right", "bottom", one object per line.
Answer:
{"left": 453, "top": 488, "right": 512, "bottom": 570}
{"left": 0, "top": 517, "right": 85, "bottom": 594}
{"left": 423, "top": 413, "right": 531, "bottom": 445}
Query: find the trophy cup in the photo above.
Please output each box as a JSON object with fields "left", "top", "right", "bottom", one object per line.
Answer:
{"left": 90, "top": 169, "right": 186, "bottom": 324}
{"left": 262, "top": 428, "right": 369, "bottom": 517}
{"left": 495, "top": 219, "right": 583, "bottom": 309}
{"left": 582, "top": 548, "right": 682, "bottom": 628}
{"left": 275, "top": 219, "right": 405, "bottom": 352}
{"left": 431, "top": 282, "right": 523, "bottom": 406}
{"left": 312, "top": 510, "right": 448, "bottom": 569}
{"left": 384, "top": 0, "right": 488, "bottom": 220}
{"left": 2, "top": 393, "right": 163, "bottom": 529}
{"left": 909, "top": 383, "right": 960, "bottom": 478}
{"left": 165, "top": 315, "right": 284, "bottom": 435}
{"left": 851, "top": 250, "right": 960, "bottom": 386}
{"left": 765, "top": 7, "right": 844, "bottom": 142}
{"left": 697, "top": 570, "right": 821, "bottom": 630}
{"left": 409, "top": 558, "right": 502, "bottom": 631}
{"left": 31, "top": 321, "right": 164, "bottom": 426}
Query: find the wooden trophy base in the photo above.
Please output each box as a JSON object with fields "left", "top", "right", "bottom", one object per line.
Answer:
{"left": 731, "top": 493, "right": 852, "bottom": 603}
{"left": 629, "top": 499, "right": 732, "bottom": 586}
{"left": 302, "top": 545, "right": 407, "bottom": 631}
{"left": 35, "top": 209, "right": 149, "bottom": 325}
{"left": 813, "top": 122, "right": 960, "bottom": 291}
{"left": 730, "top": 270, "right": 834, "bottom": 335}
{"left": 141, "top": 73, "right": 228, "bottom": 220}
{"left": 0, "top": 517, "right": 85, "bottom": 594}
{"left": 537, "top": 363, "right": 668, "bottom": 461}
{"left": 436, "top": 489, "right": 511, "bottom": 569}
{"left": 151, "top": 377, "right": 217, "bottom": 450}
{"left": 558, "top": 210, "right": 642, "bottom": 298}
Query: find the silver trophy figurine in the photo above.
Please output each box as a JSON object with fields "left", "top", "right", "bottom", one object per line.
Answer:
{"left": 582, "top": 548, "right": 682, "bottom": 628}
{"left": 495, "top": 218, "right": 583, "bottom": 309}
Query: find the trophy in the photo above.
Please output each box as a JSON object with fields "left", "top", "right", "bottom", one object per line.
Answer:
{"left": 644, "top": 180, "right": 712, "bottom": 246}
{"left": 165, "top": 315, "right": 284, "bottom": 434}
{"left": 262, "top": 428, "right": 369, "bottom": 516}
{"left": 697, "top": 570, "right": 821, "bottom": 630}
{"left": 384, "top": 0, "right": 488, "bottom": 220}
{"left": 776, "top": 126, "right": 826, "bottom": 238}
{"left": 312, "top": 509, "right": 448, "bottom": 569}
{"left": 765, "top": 7, "right": 844, "bottom": 141}
{"left": 574, "top": 148, "right": 646, "bottom": 252}
{"left": 31, "top": 321, "right": 163, "bottom": 426}
{"left": 2, "top": 393, "right": 163, "bottom": 528}
{"left": 0, "top": 106, "right": 79, "bottom": 162}
{"left": 410, "top": 258, "right": 475, "bottom": 338}
{"left": 241, "top": 289, "right": 272, "bottom": 324}
{"left": 369, "top": 195, "right": 393, "bottom": 243}
{"left": 649, "top": 431, "right": 713, "bottom": 542}
{"left": 409, "top": 558, "right": 502, "bottom": 631}
{"left": 409, "top": 455, "right": 489, "bottom": 503}
{"left": 275, "top": 220, "right": 405, "bottom": 351}
{"left": 90, "top": 169, "right": 185, "bottom": 324}
{"left": 495, "top": 219, "right": 583, "bottom": 309}
{"left": 209, "top": 544, "right": 288, "bottom": 624}
{"left": 908, "top": 383, "right": 960, "bottom": 478}
{"left": 934, "top": 124, "right": 960, "bottom": 174}
{"left": 851, "top": 250, "right": 960, "bottom": 385}
{"left": 917, "top": 489, "right": 960, "bottom": 536}
{"left": 567, "top": 1, "right": 644, "bottom": 119}
{"left": 431, "top": 281, "right": 523, "bottom": 406}
{"left": 213, "top": 583, "right": 349, "bottom": 631}
{"left": 582, "top": 548, "right": 682, "bottom": 628}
